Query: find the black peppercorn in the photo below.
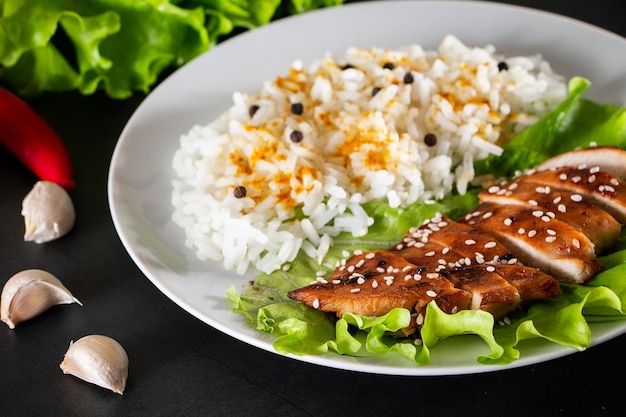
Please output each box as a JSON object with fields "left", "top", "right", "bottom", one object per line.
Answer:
{"left": 248, "top": 105, "right": 260, "bottom": 118}
{"left": 382, "top": 62, "right": 395, "bottom": 70}
{"left": 497, "top": 61, "right": 509, "bottom": 72}
{"left": 234, "top": 185, "right": 247, "bottom": 198}
{"left": 342, "top": 64, "right": 355, "bottom": 70}
{"left": 291, "top": 102, "right": 303, "bottom": 115}
{"left": 371, "top": 86, "right": 382, "bottom": 97}
{"left": 424, "top": 132, "right": 437, "bottom": 147}
{"left": 290, "top": 130, "right": 304, "bottom": 143}
{"left": 403, "top": 72, "right": 414, "bottom": 84}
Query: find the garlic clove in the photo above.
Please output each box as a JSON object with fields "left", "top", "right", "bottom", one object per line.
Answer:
{"left": 60, "top": 335, "right": 129, "bottom": 395}
{"left": 0, "top": 269, "right": 82, "bottom": 329}
{"left": 22, "top": 180, "right": 75, "bottom": 243}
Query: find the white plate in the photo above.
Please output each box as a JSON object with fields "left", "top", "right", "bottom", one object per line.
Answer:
{"left": 108, "top": 0, "right": 626, "bottom": 376}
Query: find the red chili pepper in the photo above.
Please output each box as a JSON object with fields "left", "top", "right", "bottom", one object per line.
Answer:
{"left": 0, "top": 88, "right": 75, "bottom": 191}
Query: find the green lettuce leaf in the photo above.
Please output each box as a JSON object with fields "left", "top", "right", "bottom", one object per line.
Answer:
{"left": 0, "top": 0, "right": 344, "bottom": 98}
{"left": 0, "top": 0, "right": 210, "bottom": 98}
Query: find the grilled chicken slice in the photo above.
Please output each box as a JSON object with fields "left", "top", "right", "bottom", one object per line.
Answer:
{"left": 439, "top": 266, "right": 521, "bottom": 319}
{"left": 389, "top": 215, "right": 561, "bottom": 317}
{"left": 460, "top": 203, "right": 603, "bottom": 283}
{"left": 391, "top": 215, "right": 516, "bottom": 267}
{"left": 288, "top": 250, "right": 473, "bottom": 325}
{"left": 479, "top": 180, "right": 621, "bottom": 252}
{"left": 493, "top": 264, "right": 562, "bottom": 304}
{"left": 536, "top": 146, "right": 626, "bottom": 180}
{"left": 516, "top": 166, "right": 626, "bottom": 223}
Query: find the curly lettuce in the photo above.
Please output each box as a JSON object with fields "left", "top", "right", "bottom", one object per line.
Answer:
{"left": 0, "top": 0, "right": 343, "bottom": 98}
{"left": 228, "top": 77, "right": 626, "bottom": 366}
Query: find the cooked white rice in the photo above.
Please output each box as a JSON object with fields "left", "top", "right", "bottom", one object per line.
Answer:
{"left": 171, "top": 34, "right": 567, "bottom": 275}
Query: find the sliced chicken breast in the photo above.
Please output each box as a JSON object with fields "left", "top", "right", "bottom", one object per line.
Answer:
{"left": 479, "top": 180, "right": 621, "bottom": 252}
{"left": 459, "top": 203, "right": 604, "bottom": 283}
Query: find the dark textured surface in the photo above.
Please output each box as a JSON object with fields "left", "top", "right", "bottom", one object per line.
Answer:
{"left": 1, "top": 2, "right": 625, "bottom": 416}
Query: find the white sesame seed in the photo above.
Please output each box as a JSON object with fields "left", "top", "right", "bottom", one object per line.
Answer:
{"left": 504, "top": 218, "right": 513, "bottom": 226}
{"left": 416, "top": 314, "right": 424, "bottom": 326}
{"left": 484, "top": 241, "right": 497, "bottom": 248}
{"left": 541, "top": 215, "right": 551, "bottom": 222}
{"left": 365, "top": 252, "right": 376, "bottom": 259}
{"left": 553, "top": 196, "right": 561, "bottom": 204}
{"left": 486, "top": 266, "right": 495, "bottom": 272}
{"left": 528, "top": 230, "right": 537, "bottom": 237}
{"left": 558, "top": 204, "right": 567, "bottom": 213}
{"left": 312, "top": 299, "right": 320, "bottom": 309}
{"left": 577, "top": 163, "right": 587, "bottom": 170}
{"left": 611, "top": 178, "right": 620, "bottom": 186}
{"left": 376, "top": 267, "right": 385, "bottom": 273}
{"left": 488, "top": 186, "right": 500, "bottom": 193}
{"left": 332, "top": 279, "right": 341, "bottom": 284}
{"left": 414, "top": 274, "right": 422, "bottom": 281}
{"left": 590, "top": 166, "right": 600, "bottom": 174}
{"left": 350, "top": 288, "right": 361, "bottom": 293}
{"left": 372, "top": 280, "right": 379, "bottom": 288}
{"left": 559, "top": 173, "right": 568, "bottom": 180}
{"left": 426, "top": 290, "right": 437, "bottom": 297}
{"left": 528, "top": 199, "right": 538, "bottom": 206}
{"left": 357, "top": 277, "right": 365, "bottom": 284}
{"left": 532, "top": 210, "right": 543, "bottom": 217}
{"left": 545, "top": 236, "right": 557, "bottom": 243}
{"left": 425, "top": 251, "right": 435, "bottom": 257}
{"left": 518, "top": 228, "right": 525, "bottom": 234}
{"left": 347, "top": 265, "right": 355, "bottom": 273}
{"left": 354, "top": 249, "right": 363, "bottom": 255}
{"left": 442, "top": 247, "right": 450, "bottom": 254}
{"left": 570, "top": 194, "right": 583, "bottom": 202}
{"left": 547, "top": 229, "right": 556, "bottom": 235}
{"left": 571, "top": 176, "right": 582, "bottom": 183}
{"left": 572, "top": 238, "right": 581, "bottom": 249}
{"left": 465, "top": 239, "right": 476, "bottom": 245}
{"left": 356, "top": 259, "right": 365, "bottom": 268}
{"left": 426, "top": 272, "right": 439, "bottom": 279}
{"left": 482, "top": 211, "right": 493, "bottom": 219}
{"left": 588, "top": 175, "right": 597, "bottom": 183}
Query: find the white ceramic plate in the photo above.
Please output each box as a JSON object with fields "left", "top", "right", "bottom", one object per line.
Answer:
{"left": 108, "top": 0, "right": 626, "bottom": 375}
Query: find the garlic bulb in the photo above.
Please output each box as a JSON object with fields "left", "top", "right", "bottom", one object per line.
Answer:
{"left": 60, "top": 335, "right": 129, "bottom": 395}
{"left": 22, "top": 180, "right": 75, "bottom": 243}
{"left": 0, "top": 269, "right": 82, "bottom": 329}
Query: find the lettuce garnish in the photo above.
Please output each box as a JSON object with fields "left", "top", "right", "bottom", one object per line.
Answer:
{"left": 228, "top": 76, "right": 626, "bottom": 367}
{"left": 0, "top": 0, "right": 343, "bottom": 98}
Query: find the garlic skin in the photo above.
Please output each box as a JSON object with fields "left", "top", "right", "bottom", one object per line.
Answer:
{"left": 0, "top": 269, "right": 82, "bottom": 329}
{"left": 60, "top": 335, "right": 129, "bottom": 395}
{"left": 22, "top": 180, "right": 75, "bottom": 243}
